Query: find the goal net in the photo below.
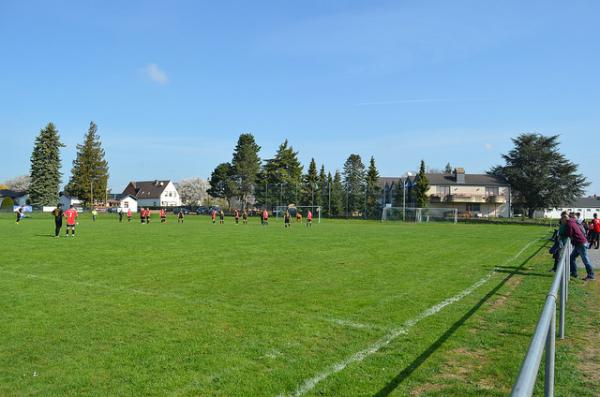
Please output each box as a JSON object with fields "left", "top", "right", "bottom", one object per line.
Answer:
{"left": 274, "top": 205, "right": 321, "bottom": 223}
{"left": 382, "top": 207, "right": 458, "bottom": 223}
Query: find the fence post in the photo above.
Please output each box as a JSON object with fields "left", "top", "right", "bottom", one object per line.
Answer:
{"left": 544, "top": 301, "right": 556, "bottom": 397}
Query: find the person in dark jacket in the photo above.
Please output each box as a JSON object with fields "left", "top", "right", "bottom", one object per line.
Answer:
{"left": 564, "top": 213, "right": 595, "bottom": 280}
{"left": 549, "top": 212, "right": 569, "bottom": 271}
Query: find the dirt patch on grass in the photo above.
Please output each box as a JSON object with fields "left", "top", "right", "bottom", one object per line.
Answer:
{"left": 486, "top": 275, "right": 523, "bottom": 313}
{"left": 409, "top": 382, "right": 447, "bottom": 396}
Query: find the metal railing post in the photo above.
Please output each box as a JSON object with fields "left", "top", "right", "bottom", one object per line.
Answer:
{"left": 510, "top": 239, "right": 571, "bottom": 397}
{"left": 559, "top": 263, "right": 566, "bottom": 339}
{"left": 544, "top": 301, "right": 556, "bottom": 397}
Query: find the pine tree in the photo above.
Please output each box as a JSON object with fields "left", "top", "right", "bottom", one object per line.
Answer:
{"left": 392, "top": 178, "right": 405, "bottom": 207}
{"left": 365, "top": 156, "right": 381, "bottom": 219}
{"left": 29, "top": 122, "right": 64, "bottom": 206}
{"left": 343, "top": 154, "right": 366, "bottom": 216}
{"left": 490, "top": 133, "right": 588, "bottom": 218}
{"left": 261, "top": 139, "right": 303, "bottom": 206}
{"left": 414, "top": 160, "right": 430, "bottom": 208}
{"left": 65, "top": 122, "right": 109, "bottom": 205}
{"left": 317, "top": 165, "right": 328, "bottom": 213}
{"left": 231, "top": 133, "right": 261, "bottom": 209}
{"left": 444, "top": 162, "right": 453, "bottom": 174}
{"left": 301, "top": 158, "right": 319, "bottom": 206}
{"left": 330, "top": 170, "right": 345, "bottom": 217}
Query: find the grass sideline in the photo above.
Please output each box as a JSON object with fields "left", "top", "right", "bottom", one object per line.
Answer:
{"left": 0, "top": 213, "right": 595, "bottom": 396}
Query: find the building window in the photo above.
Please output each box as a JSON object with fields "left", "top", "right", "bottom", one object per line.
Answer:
{"left": 466, "top": 203, "right": 481, "bottom": 212}
{"left": 485, "top": 187, "right": 499, "bottom": 196}
{"left": 124, "top": 202, "right": 129, "bottom": 208}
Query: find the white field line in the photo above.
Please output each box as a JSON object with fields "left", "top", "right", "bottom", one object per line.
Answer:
{"left": 277, "top": 238, "right": 541, "bottom": 397}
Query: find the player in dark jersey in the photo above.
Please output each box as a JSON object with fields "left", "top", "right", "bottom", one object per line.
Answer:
{"left": 284, "top": 210, "right": 291, "bottom": 228}
{"left": 234, "top": 209, "right": 240, "bottom": 224}
{"left": 242, "top": 210, "right": 248, "bottom": 224}
{"left": 52, "top": 204, "right": 64, "bottom": 237}
{"left": 219, "top": 209, "right": 225, "bottom": 224}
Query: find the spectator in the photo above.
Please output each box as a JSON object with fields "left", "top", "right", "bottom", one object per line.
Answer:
{"left": 549, "top": 211, "right": 569, "bottom": 272}
{"left": 591, "top": 213, "right": 600, "bottom": 249}
{"left": 564, "top": 213, "right": 595, "bottom": 280}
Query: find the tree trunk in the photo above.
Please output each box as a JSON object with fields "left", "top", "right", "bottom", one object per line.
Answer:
{"left": 528, "top": 207, "right": 536, "bottom": 219}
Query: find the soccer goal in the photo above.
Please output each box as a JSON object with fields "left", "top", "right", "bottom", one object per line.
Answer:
{"left": 382, "top": 207, "right": 458, "bottom": 223}
{"left": 274, "top": 205, "right": 321, "bottom": 223}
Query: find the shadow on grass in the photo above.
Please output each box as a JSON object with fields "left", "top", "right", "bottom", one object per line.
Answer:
{"left": 373, "top": 241, "right": 548, "bottom": 397}
{"left": 35, "top": 234, "right": 56, "bottom": 238}
{"left": 493, "top": 269, "right": 553, "bottom": 278}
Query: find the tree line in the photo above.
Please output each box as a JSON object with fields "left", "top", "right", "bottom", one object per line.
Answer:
{"left": 9, "top": 124, "right": 587, "bottom": 219}
{"left": 206, "top": 134, "right": 401, "bottom": 218}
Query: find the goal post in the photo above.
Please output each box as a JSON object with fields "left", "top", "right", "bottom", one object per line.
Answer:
{"left": 274, "top": 205, "right": 321, "bottom": 223}
{"left": 382, "top": 207, "right": 458, "bottom": 223}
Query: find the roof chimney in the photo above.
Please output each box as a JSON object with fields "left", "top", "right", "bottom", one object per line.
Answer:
{"left": 454, "top": 167, "right": 465, "bottom": 184}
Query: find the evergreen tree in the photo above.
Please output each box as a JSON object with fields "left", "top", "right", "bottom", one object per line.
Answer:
{"left": 317, "top": 165, "right": 328, "bottom": 213}
{"left": 330, "top": 170, "right": 345, "bottom": 217}
{"left": 365, "top": 156, "right": 381, "bottom": 219}
{"left": 262, "top": 139, "right": 303, "bottom": 205}
{"left": 29, "top": 122, "right": 64, "bottom": 206}
{"left": 392, "top": 178, "right": 405, "bottom": 207}
{"left": 208, "top": 162, "right": 236, "bottom": 209}
{"left": 342, "top": 154, "right": 366, "bottom": 215}
{"left": 444, "top": 162, "right": 453, "bottom": 174}
{"left": 490, "top": 133, "right": 588, "bottom": 218}
{"left": 301, "top": 158, "right": 319, "bottom": 206}
{"left": 231, "top": 133, "right": 261, "bottom": 209}
{"left": 414, "top": 160, "right": 430, "bottom": 208}
{"left": 64, "top": 122, "right": 109, "bottom": 205}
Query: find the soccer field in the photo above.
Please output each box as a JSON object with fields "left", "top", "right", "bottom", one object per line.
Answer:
{"left": 0, "top": 213, "right": 550, "bottom": 396}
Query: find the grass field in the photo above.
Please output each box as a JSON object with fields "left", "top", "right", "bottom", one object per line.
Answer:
{"left": 0, "top": 212, "right": 596, "bottom": 396}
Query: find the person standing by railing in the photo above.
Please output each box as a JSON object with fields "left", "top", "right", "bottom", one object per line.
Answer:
{"left": 565, "top": 212, "right": 595, "bottom": 280}
{"left": 550, "top": 211, "right": 569, "bottom": 272}
{"left": 591, "top": 213, "right": 600, "bottom": 249}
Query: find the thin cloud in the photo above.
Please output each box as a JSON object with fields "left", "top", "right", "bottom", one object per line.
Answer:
{"left": 484, "top": 143, "right": 493, "bottom": 150}
{"left": 143, "top": 63, "right": 168, "bottom": 84}
{"left": 355, "top": 98, "right": 487, "bottom": 106}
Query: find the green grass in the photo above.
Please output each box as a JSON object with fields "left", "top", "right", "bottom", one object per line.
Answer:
{"left": 0, "top": 213, "right": 594, "bottom": 396}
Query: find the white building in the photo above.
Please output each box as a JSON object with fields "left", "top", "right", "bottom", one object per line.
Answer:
{"left": 59, "top": 193, "right": 83, "bottom": 210}
{"left": 121, "top": 180, "right": 181, "bottom": 208}
{"left": 536, "top": 196, "right": 600, "bottom": 219}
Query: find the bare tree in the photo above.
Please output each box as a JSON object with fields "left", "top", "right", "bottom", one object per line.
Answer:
{"left": 175, "top": 178, "right": 209, "bottom": 206}
{"left": 3, "top": 175, "right": 31, "bottom": 191}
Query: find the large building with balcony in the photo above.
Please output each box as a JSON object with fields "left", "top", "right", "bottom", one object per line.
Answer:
{"left": 423, "top": 168, "right": 510, "bottom": 217}
{"left": 378, "top": 168, "right": 511, "bottom": 218}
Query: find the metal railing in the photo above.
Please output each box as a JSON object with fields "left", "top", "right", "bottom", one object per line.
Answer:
{"left": 510, "top": 239, "right": 571, "bottom": 397}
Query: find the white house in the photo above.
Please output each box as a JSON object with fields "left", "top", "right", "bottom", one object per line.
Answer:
{"left": 59, "top": 193, "right": 83, "bottom": 210}
{"left": 107, "top": 193, "right": 139, "bottom": 212}
{"left": 121, "top": 180, "right": 181, "bottom": 207}
{"left": 536, "top": 196, "right": 600, "bottom": 219}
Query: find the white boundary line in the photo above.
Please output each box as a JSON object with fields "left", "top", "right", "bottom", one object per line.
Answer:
{"left": 278, "top": 238, "right": 541, "bottom": 397}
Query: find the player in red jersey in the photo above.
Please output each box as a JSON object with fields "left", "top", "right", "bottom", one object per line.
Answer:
{"left": 160, "top": 208, "right": 166, "bottom": 223}
{"left": 127, "top": 208, "right": 132, "bottom": 222}
{"left": 262, "top": 209, "right": 269, "bottom": 226}
{"left": 234, "top": 209, "right": 240, "bottom": 224}
{"left": 211, "top": 209, "right": 217, "bottom": 224}
{"left": 591, "top": 213, "right": 600, "bottom": 249}
{"left": 306, "top": 210, "right": 313, "bottom": 227}
{"left": 64, "top": 205, "right": 78, "bottom": 236}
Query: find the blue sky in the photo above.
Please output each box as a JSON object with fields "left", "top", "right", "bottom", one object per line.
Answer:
{"left": 1, "top": 1, "right": 599, "bottom": 193}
